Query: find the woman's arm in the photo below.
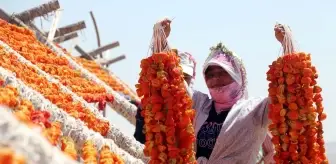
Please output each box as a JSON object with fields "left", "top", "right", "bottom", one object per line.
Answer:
{"left": 254, "top": 97, "right": 271, "bottom": 128}
{"left": 131, "top": 100, "right": 145, "bottom": 144}
{"left": 133, "top": 18, "right": 172, "bottom": 143}
{"left": 151, "top": 18, "right": 171, "bottom": 53}
{"left": 274, "top": 23, "right": 294, "bottom": 54}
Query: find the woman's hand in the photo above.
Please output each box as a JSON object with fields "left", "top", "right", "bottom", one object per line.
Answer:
{"left": 274, "top": 23, "right": 294, "bottom": 53}
{"left": 274, "top": 23, "right": 286, "bottom": 44}
{"left": 154, "top": 18, "right": 172, "bottom": 38}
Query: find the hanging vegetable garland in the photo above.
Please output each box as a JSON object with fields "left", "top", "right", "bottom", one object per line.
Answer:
{"left": 136, "top": 19, "right": 196, "bottom": 164}
{"left": 267, "top": 24, "right": 328, "bottom": 163}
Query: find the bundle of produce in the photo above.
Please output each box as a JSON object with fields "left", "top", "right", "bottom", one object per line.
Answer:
{"left": 0, "top": 19, "right": 113, "bottom": 111}
{"left": 136, "top": 19, "right": 196, "bottom": 164}
{"left": 267, "top": 24, "right": 328, "bottom": 163}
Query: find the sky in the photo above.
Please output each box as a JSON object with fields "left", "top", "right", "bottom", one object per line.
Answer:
{"left": 2, "top": 0, "right": 336, "bottom": 153}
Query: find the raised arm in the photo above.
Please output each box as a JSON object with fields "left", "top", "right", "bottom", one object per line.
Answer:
{"left": 257, "top": 23, "right": 295, "bottom": 128}
{"left": 134, "top": 18, "right": 172, "bottom": 143}
{"left": 274, "top": 23, "right": 294, "bottom": 54}
{"left": 151, "top": 18, "right": 172, "bottom": 53}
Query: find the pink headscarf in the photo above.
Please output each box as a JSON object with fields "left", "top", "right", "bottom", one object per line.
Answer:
{"left": 203, "top": 48, "right": 246, "bottom": 113}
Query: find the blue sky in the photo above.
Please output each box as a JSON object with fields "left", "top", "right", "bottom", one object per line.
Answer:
{"left": 2, "top": 0, "right": 336, "bottom": 145}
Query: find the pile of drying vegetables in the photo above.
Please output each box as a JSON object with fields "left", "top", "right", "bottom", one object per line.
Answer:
{"left": 0, "top": 19, "right": 114, "bottom": 111}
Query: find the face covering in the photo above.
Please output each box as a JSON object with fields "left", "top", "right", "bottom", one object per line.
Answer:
{"left": 209, "top": 81, "right": 242, "bottom": 113}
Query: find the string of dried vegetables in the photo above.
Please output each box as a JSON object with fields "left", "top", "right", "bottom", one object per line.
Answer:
{"left": 267, "top": 24, "right": 328, "bottom": 163}
{"left": 136, "top": 21, "right": 196, "bottom": 164}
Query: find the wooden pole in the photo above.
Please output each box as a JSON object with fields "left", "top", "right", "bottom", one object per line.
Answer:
{"left": 74, "top": 45, "right": 93, "bottom": 60}
{"left": 45, "top": 21, "right": 86, "bottom": 38}
{"left": 88, "top": 42, "right": 120, "bottom": 57}
{"left": 53, "top": 32, "right": 78, "bottom": 43}
{"left": 14, "top": 0, "right": 60, "bottom": 22}
{"left": 0, "top": 9, "right": 12, "bottom": 22}
{"left": 90, "top": 11, "right": 103, "bottom": 58}
{"left": 101, "top": 55, "right": 126, "bottom": 66}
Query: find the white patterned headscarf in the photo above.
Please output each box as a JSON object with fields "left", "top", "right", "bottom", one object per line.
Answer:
{"left": 203, "top": 43, "right": 248, "bottom": 100}
{"left": 175, "top": 49, "right": 196, "bottom": 96}
{"left": 177, "top": 50, "right": 196, "bottom": 87}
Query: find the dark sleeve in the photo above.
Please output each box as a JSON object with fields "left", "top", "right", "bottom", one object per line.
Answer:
{"left": 131, "top": 100, "right": 145, "bottom": 144}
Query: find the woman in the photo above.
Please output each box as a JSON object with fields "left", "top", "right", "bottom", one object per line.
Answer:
{"left": 194, "top": 25, "right": 288, "bottom": 163}
{"left": 193, "top": 25, "right": 288, "bottom": 163}
{"left": 192, "top": 43, "right": 270, "bottom": 163}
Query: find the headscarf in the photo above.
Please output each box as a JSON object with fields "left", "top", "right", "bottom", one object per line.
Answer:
{"left": 203, "top": 43, "right": 248, "bottom": 111}
{"left": 174, "top": 49, "right": 197, "bottom": 96}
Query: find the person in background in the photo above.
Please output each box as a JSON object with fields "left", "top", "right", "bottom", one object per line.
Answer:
{"left": 133, "top": 49, "right": 197, "bottom": 144}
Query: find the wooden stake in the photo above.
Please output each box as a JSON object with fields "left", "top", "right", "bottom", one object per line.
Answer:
{"left": 74, "top": 45, "right": 93, "bottom": 60}
{"left": 45, "top": 21, "right": 86, "bottom": 38}
{"left": 53, "top": 32, "right": 78, "bottom": 43}
{"left": 101, "top": 55, "right": 126, "bottom": 66}
{"left": 14, "top": 0, "right": 60, "bottom": 22}
{"left": 90, "top": 11, "right": 103, "bottom": 58}
{"left": 88, "top": 41, "right": 120, "bottom": 57}
{"left": 0, "top": 9, "right": 12, "bottom": 22}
